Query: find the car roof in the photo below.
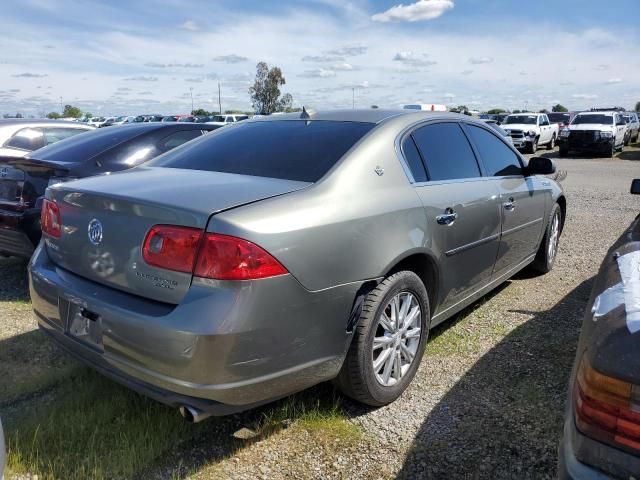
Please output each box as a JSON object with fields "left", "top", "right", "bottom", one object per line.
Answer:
{"left": 249, "top": 109, "right": 478, "bottom": 125}
{"left": 0, "top": 119, "right": 92, "bottom": 127}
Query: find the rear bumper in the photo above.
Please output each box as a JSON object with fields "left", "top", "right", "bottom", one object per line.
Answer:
{"left": 559, "top": 416, "right": 612, "bottom": 480}
{"left": 29, "top": 243, "right": 361, "bottom": 410}
{"left": 0, "top": 207, "right": 39, "bottom": 258}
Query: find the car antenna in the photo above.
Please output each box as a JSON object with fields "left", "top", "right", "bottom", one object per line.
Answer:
{"left": 300, "top": 106, "right": 316, "bottom": 119}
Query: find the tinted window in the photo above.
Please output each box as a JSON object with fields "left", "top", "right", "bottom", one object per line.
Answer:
{"left": 158, "top": 130, "right": 202, "bottom": 150}
{"left": 148, "top": 120, "right": 374, "bottom": 182}
{"left": 547, "top": 113, "right": 570, "bottom": 124}
{"left": 42, "top": 127, "right": 87, "bottom": 146}
{"left": 466, "top": 125, "right": 522, "bottom": 176}
{"left": 572, "top": 114, "right": 613, "bottom": 125}
{"left": 27, "top": 125, "right": 151, "bottom": 163}
{"left": 401, "top": 136, "right": 427, "bottom": 182}
{"left": 411, "top": 123, "right": 480, "bottom": 181}
{"left": 5, "top": 128, "right": 44, "bottom": 151}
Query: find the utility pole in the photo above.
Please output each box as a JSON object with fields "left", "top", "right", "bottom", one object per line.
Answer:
{"left": 59, "top": 96, "right": 63, "bottom": 115}
{"left": 218, "top": 82, "right": 222, "bottom": 115}
{"left": 352, "top": 87, "right": 355, "bottom": 109}
{"left": 189, "top": 87, "right": 194, "bottom": 114}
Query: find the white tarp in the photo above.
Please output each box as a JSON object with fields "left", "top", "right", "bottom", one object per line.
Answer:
{"left": 592, "top": 250, "right": 640, "bottom": 334}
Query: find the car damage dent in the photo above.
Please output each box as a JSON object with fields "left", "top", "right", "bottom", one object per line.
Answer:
{"left": 592, "top": 250, "right": 640, "bottom": 333}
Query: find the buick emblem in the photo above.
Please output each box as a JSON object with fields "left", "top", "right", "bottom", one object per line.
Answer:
{"left": 88, "top": 219, "right": 103, "bottom": 246}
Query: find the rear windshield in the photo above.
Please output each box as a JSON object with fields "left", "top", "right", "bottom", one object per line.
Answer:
{"left": 547, "top": 113, "right": 570, "bottom": 123}
{"left": 504, "top": 115, "right": 537, "bottom": 125}
{"left": 571, "top": 114, "right": 613, "bottom": 125}
{"left": 147, "top": 120, "right": 374, "bottom": 182}
{"left": 27, "top": 125, "right": 151, "bottom": 163}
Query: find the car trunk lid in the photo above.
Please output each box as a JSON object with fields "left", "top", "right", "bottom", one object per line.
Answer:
{"left": 45, "top": 167, "right": 310, "bottom": 304}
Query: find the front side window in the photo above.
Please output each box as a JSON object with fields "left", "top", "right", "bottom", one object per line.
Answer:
{"left": 147, "top": 120, "right": 374, "bottom": 183}
{"left": 466, "top": 125, "right": 522, "bottom": 177}
{"left": 411, "top": 123, "right": 481, "bottom": 181}
{"left": 5, "top": 128, "right": 45, "bottom": 151}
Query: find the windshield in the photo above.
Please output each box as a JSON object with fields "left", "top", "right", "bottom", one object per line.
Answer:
{"left": 210, "top": 115, "right": 226, "bottom": 122}
{"left": 504, "top": 115, "right": 537, "bottom": 125}
{"left": 147, "top": 120, "right": 375, "bottom": 182}
{"left": 571, "top": 114, "right": 613, "bottom": 125}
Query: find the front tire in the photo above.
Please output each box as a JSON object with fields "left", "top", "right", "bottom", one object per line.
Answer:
{"left": 531, "top": 203, "right": 562, "bottom": 274}
{"left": 335, "top": 271, "right": 430, "bottom": 406}
{"left": 527, "top": 137, "right": 538, "bottom": 154}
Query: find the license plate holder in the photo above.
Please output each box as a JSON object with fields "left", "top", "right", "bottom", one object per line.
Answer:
{"left": 67, "top": 303, "right": 104, "bottom": 351}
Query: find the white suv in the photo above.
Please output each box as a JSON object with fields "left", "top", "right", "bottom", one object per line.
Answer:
{"left": 558, "top": 111, "right": 627, "bottom": 157}
{"left": 205, "top": 114, "right": 249, "bottom": 126}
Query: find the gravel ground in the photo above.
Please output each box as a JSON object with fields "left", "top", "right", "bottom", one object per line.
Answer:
{"left": 1, "top": 147, "right": 639, "bottom": 479}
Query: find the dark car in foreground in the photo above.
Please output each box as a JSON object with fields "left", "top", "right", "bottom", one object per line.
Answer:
{"left": 29, "top": 109, "right": 565, "bottom": 422}
{"left": 559, "top": 179, "right": 640, "bottom": 479}
{"left": 0, "top": 123, "right": 218, "bottom": 258}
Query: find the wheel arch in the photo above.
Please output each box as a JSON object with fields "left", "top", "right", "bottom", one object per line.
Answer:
{"left": 383, "top": 250, "right": 440, "bottom": 314}
{"left": 556, "top": 194, "right": 567, "bottom": 233}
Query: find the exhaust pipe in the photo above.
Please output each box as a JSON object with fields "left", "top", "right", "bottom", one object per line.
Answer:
{"left": 179, "top": 405, "right": 213, "bottom": 423}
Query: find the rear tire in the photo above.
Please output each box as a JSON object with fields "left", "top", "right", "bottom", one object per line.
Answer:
{"left": 334, "top": 271, "right": 430, "bottom": 407}
{"left": 547, "top": 134, "right": 556, "bottom": 149}
{"left": 531, "top": 203, "right": 562, "bottom": 274}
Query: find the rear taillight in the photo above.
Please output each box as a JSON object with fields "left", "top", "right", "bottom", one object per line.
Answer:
{"left": 142, "top": 226, "right": 287, "bottom": 280}
{"left": 574, "top": 357, "right": 640, "bottom": 453}
{"left": 41, "top": 199, "right": 61, "bottom": 238}
{"left": 142, "top": 225, "right": 202, "bottom": 273}
{"left": 193, "top": 233, "right": 287, "bottom": 280}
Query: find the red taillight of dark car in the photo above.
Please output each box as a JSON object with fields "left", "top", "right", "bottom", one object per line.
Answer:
{"left": 574, "top": 357, "right": 640, "bottom": 453}
{"left": 142, "top": 226, "right": 287, "bottom": 280}
{"left": 41, "top": 199, "right": 62, "bottom": 238}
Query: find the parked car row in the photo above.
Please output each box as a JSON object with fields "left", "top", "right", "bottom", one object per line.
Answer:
{"left": 83, "top": 113, "right": 252, "bottom": 127}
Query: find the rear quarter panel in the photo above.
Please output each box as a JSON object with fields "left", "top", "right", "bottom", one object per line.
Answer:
{"left": 208, "top": 121, "right": 428, "bottom": 292}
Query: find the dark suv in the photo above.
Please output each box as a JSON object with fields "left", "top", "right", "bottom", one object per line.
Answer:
{"left": 0, "top": 123, "right": 218, "bottom": 258}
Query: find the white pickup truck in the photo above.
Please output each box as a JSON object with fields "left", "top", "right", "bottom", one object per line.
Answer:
{"left": 501, "top": 113, "right": 559, "bottom": 153}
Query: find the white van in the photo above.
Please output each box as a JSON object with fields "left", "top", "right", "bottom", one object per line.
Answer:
{"left": 402, "top": 104, "right": 447, "bottom": 112}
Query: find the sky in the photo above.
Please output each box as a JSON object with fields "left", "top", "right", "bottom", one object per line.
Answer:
{"left": 1, "top": 0, "right": 638, "bottom": 116}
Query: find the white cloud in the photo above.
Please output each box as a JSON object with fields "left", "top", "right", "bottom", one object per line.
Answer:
{"left": 461, "top": 70, "right": 473, "bottom": 75}
{"left": 326, "top": 45, "right": 367, "bottom": 56}
{"left": 605, "top": 78, "right": 622, "bottom": 84}
{"left": 212, "top": 54, "right": 249, "bottom": 64}
{"left": 302, "top": 55, "right": 343, "bottom": 62}
{"left": 393, "top": 51, "right": 437, "bottom": 67}
{"left": 299, "top": 68, "right": 337, "bottom": 78}
{"left": 468, "top": 56, "right": 493, "bottom": 64}
{"left": 372, "top": 0, "right": 454, "bottom": 23}
{"left": 123, "top": 76, "right": 158, "bottom": 82}
{"left": 444, "top": 92, "right": 456, "bottom": 98}
{"left": 572, "top": 94, "right": 598, "bottom": 99}
{"left": 331, "top": 62, "right": 354, "bottom": 71}
{"left": 12, "top": 72, "right": 48, "bottom": 78}
{"left": 179, "top": 20, "right": 200, "bottom": 31}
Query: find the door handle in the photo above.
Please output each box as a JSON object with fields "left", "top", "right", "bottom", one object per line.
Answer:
{"left": 503, "top": 197, "right": 516, "bottom": 211}
{"left": 436, "top": 208, "right": 458, "bottom": 226}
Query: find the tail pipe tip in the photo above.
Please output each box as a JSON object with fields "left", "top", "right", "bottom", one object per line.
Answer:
{"left": 179, "top": 405, "right": 213, "bottom": 423}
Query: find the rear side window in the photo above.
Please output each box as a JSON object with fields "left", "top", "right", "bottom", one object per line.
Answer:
{"left": 5, "top": 128, "right": 44, "bottom": 151}
{"left": 148, "top": 120, "right": 374, "bottom": 182}
{"left": 401, "top": 136, "right": 427, "bottom": 182}
{"left": 42, "top": 127, "right": 87, "bottom": 146}
{"left": 158, "top": 130, "right": 202, "bottom": 150}
{"left": 411, "top": 123, "right": 481, "bottom": 181}
{"left": 465, "top": 125, "right": 522, "bottom": 176}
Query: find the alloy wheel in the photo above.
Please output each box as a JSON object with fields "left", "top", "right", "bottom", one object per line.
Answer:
{"left": 372, "top": 291, "right": 421, "bottom": 387}
{"left": 547, "top": 212, "right": 560, "bottom": 263}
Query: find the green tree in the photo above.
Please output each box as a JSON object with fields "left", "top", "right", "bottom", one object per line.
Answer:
{"left": 635, "top": 101, "right": 640, "bottom": 112}
{"left": 249, "top": 62, "right": 291, "bottom": 115}
{"left": 552, "top": 104, "right": 568, "bottom": 112}
{"left": 46, "top": 112, "right": 61, "bottom": 119}
{"left": 192, "top": 108, "right": 210, "bottom": 116}
{"left": 450, "top": 105, "right": 468, "bottom": 114}
{"left": 62, "top": 105, "right": 82, "bottom": 119}
{"left": 487, "top": 108, "right": 506, "bottom": 114}
{"left": 512, "top": 109, "right": 521, "bottom": 114}
{"left": 277, "top": 93, "right": 293, "bottom": 112}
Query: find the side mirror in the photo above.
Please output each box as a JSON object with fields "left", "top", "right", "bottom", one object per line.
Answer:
{"left": 527, "top": 156, "right": 556, "bottom": 175}
{"left": 631, "top": 179, "right": 640, "bottom": 195}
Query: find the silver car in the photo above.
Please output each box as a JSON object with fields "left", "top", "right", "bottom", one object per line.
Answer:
{"left": 29, "top": 110, "right": 565, "bottom": 421}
